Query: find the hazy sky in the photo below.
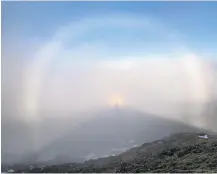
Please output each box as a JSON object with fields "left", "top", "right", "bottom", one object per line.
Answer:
{"left": 2, "top": 2, "right": 217, "bottom": 121}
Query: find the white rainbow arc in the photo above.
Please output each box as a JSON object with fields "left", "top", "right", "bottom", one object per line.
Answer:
{"left": 22, "top": 15, "right": 210, "bottom": 125}
{"left": 22, "top": 15, "right": 163, "bottom": 121}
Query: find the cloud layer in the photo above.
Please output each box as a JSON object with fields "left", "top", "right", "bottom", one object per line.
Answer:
{"left": 2, "top": 14, "right": 217, "bottom": 125}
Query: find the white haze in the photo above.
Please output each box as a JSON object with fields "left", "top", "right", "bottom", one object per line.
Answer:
{"left": 2, "top": 14, "right": 217, "bottom": 161}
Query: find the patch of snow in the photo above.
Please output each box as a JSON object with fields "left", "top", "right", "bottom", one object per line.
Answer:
{"left": 7, "top": 169, "right": 14, "bottom": 173}
{"left": 198, "top": 134, "right": 208, "bottom": 139}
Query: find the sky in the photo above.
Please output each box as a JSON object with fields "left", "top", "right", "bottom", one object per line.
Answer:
{"left": 2, "top": 2, "right": 217, "bottom": 123}
{"left": 2, "top": 2, "right": 217, "bottom": 54}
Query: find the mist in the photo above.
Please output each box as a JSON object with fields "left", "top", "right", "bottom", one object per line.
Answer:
{"left": 2, "top": 14, "right": 217, "bottom": 165}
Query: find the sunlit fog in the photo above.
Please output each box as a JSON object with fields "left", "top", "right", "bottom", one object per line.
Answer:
{"left": 1, "top": 1, "right": 217, "bottom": 167}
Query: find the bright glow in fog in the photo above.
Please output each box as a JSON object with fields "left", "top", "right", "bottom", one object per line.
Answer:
{"left": 109, "top": 94, "right": 125, "bottom": 107}
{"left": 19, "top": 15, "right": 216, "bottom": 124}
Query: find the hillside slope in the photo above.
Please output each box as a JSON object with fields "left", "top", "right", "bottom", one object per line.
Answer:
{"left": 5, "top": 131, "right": 217, "bottom": 173}
{"left": 69, "top": 132, "right": 217, "bottom": 173}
